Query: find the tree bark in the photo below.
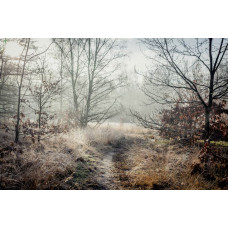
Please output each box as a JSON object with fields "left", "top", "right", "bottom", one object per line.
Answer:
{"left": 204, "top": 107, "right": 211, "bottom": 139}
{"left": 69, "top": 39, "right": 78, "bottom": 114}
{"left": 15, "top": 39, "right": 30, "bottom": 143}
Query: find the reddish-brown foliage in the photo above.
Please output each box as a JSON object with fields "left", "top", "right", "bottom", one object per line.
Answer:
{"left": 160, "top": 100, "right": 228, "bottom": 141}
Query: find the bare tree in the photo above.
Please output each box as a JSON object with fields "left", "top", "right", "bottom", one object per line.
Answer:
{"left": 53, "top": 38, "right": 87, "bottom": 118}
{"left": 14, "top": 39, "right": 53, "bottom": 143}
{"left": 15, "top": 38, "right": 31, "bottom": 143}
{"left": 28, "top": 54, "right": 61, "bottom": 129}
{"left": 136, "top": 38, "right": 228, "bottom": 138}
{"left": 80, "top": 38, "right": 126, "bottom": 127}
{"left": 0, "top": 39, "right": 18, "bottom": 120}
{"left": 54, "top": 38, "right": 126, "bottom": 127}
{"left": 59, "top": 40, "right": 64, "bottom": 117}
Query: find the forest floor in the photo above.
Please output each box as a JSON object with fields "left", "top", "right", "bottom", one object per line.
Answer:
{"left": 75, "top": 126, "right": 201, "bottom": 190}
{"left": 0, "top": 123, "right": 227, "bottom": 190}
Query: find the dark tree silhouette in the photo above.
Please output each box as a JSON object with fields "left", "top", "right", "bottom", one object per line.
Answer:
{"left": 135, "top": 38, "right": 228, "bottom": 138}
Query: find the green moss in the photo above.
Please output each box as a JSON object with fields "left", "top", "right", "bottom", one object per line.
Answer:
{"left": 197, "top": 140, "right": 228, "bottom": 147}
{"left": 155, "top": 139, "right": 173, "bottom": 145}
{"left": 72, "top": 162, "right": 90, "bottom": 184}
{"left": 211, "top": 141, "right": 228, "bottom": 147}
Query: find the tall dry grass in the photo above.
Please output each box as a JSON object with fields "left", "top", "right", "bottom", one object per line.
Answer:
{"left": 1, "top": 122, "right": 227, "bottom": 190}
{"left": 0, "top": 123, "right": 131, "bottom": 189}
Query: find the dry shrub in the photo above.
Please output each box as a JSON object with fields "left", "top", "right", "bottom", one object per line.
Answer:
{"left": 1, "top": 124, "right": 121, "bottom": 189}
{"left": 84, "top": 125, "right": 124, "bottom": 145}
{"left": 0, "top": 143, "right": 77, "bottom": 189}
{"left": 126, "top": 149, "right": 180, "bottom": 189}
{"left": 105, "top": 122, "right": 153, "bottom": 137}
{"left": 113, "top": 138, "right": 209, "bottom": 190}
{"left": 0, "top": 127, "right": 96, "bottom": 189}
{"left": 1, "top": 123, "right": 227, "bottom": 190}
{"left": 20, "top": 150, "right": 75, "bottom": 189}
{"left": 188, "top": 143, "right": 228, "bottom": 189}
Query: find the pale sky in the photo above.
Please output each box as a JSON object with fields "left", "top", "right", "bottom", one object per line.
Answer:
{"left": 5, "top": 38, "right": 148, "bottom": 74}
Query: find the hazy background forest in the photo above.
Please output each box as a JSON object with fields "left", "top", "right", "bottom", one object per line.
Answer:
{"left": 0, "top": 38, "right": 228, "bottom": 190}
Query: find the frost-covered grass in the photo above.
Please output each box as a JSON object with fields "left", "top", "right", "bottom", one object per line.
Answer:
{"left": 1, "top": 123, "right": 227, "bottom": 190}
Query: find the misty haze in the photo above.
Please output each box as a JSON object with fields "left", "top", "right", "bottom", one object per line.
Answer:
{"left": 0, "top": 38, "right": 228, "bottom": 190}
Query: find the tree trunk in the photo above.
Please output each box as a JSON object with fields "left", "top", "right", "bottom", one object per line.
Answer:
{"left": 69, "top": 39, "right": 79, "bottom": 116}
{"left": 15, "top": 88, "right": 21, "bottom": 143}
{"left": 0, "top": 56, "right": 4, "bottom": 80}
{"left": 15, "top": 39, "right": 30, "bottom": 143}
{"left": 60, "top": 41, "right": 63, "bottom": 117}
{"left": 38, "top": 110, "right": 41, "bottom": 129}
{"left": 204, "top": 107, "right": 211, "bottom": 139}
{"left": 38, "top": 107, "right": 42, "bottom": 142}
{"left": 84, "top": 39, "right": 92, "bottom": 127}
{"left": 84, "top": 82, "right": 92, "bottom": 127}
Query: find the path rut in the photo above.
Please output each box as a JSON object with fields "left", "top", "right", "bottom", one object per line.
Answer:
{"left": 96, "top": 137, "right": 129, "bottom": 190}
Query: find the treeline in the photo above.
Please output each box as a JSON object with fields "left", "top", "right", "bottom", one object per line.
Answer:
{"left": 1, "top": 38, "right": 228, "bottom": 144}
{"left": 0, "top": 38, "right": 126, "bottom": 143}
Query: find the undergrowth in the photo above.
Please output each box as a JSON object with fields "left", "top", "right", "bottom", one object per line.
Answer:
{"left": 0, "top": 123, "right": 227, "bottom": 190}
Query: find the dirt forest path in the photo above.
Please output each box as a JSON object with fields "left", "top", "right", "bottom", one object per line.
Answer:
{"left": 90, "top": 127, "right": 201, "bottom": 190}
{"left": 95, "top": 136, "right": 130, "bottom": 190}
{"left": 94, "top": 130, "right": 161, "bottom": 190}
{"left": 96, "top": 150, "right": 119, "bottom": 189}
{"left": 70, "top": 126, "right": 198, "bottom": 190}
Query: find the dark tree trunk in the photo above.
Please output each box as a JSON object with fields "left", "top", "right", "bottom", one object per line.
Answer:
{"left": 204, "top": 107, "right": 211, "bottom": 139}
{"left": 15, "top": 92, "right": 21, "bottom": 143}
{"left": 38, "top": 110, "right": 41, "bottom": 142}
{"left": 15, "top": 39, "right": 30, "bottom": 143}
{"left": 38, "top": 110, "right": 41, "bottom": 129}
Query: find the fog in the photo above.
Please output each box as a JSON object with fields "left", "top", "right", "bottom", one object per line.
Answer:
{"left": 1, "top": 38, "right": 228, "bottom": 191}
{"left": 0, "top": 38, "right": 227, "bottom": 135}
{"left": 1, "top": 38, "right": 155, "bottom": 126}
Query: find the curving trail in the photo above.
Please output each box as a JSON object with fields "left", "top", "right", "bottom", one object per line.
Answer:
{"left": 95, "top": 137, "right": 130, "bottom": 190}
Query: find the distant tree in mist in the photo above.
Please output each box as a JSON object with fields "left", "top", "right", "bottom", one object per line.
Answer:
{"left": 80, "top": 38, "right": 126, "bottom": 126}
{"left": 0, "top": 39, "right": 18, "bottom": 119}
{"left": 54, "top": 38, "right": 86, "bottom": 116}
{"left": 54, "top": 38, "right": 126, "bottom": 127}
